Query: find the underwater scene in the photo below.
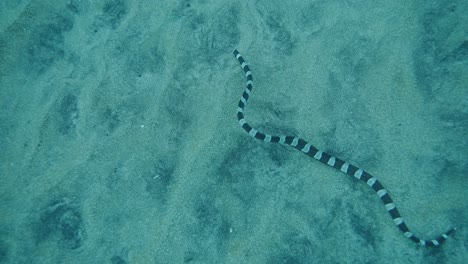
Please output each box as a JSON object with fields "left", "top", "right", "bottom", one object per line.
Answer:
{"left": 0, "top": 0, "right": 467, "bottom": 263}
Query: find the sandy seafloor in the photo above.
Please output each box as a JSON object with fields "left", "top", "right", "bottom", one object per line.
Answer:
{"left": 0, "top": 0, "right": 467, "bottom": 263}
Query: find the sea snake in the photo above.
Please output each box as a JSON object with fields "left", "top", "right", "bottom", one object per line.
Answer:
{"left": 232, "top": 49, "right": 455, "bottom": 246}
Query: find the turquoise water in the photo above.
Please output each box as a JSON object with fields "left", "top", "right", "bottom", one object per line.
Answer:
{"left": 0, "top": 0, "right": 466, "bottom": 263}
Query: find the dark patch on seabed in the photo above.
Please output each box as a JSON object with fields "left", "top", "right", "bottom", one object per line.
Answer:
{"left": 26, "top": 13, "right": 74, "bottom": 74}
{"left": 216, "top": 136, "right": 288, "bottom": 205}
{"left": 110, "top": 255, "right": 128, "bottom": 264}
{"left": 58, "top": 93, "right": 79, "bottom": 135}
{"left": 142, "top": 159, "right": 175, "bottom": 202}
{"left": 32, "top": 197, "right": 85, "bottom": 250}
{"left": 98, "top": 0, "right": 128, "bottom": 30}
{"left": 266, "top": 233, "right": 315, "bottom": 264}
{"left": 171, "top": 2, "right": 240, "bottom": 61}
{"left": 0, "top": 238, "right": 8, "bottom": 263}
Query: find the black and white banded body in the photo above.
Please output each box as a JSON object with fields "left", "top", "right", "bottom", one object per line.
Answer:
{"left": 232, "top": 49, "right": 455, "bottom": 247}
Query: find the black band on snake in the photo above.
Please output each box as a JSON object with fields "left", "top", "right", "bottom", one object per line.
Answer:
{"left": 232, "top": 49, "right": 455, "bottom": 247}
